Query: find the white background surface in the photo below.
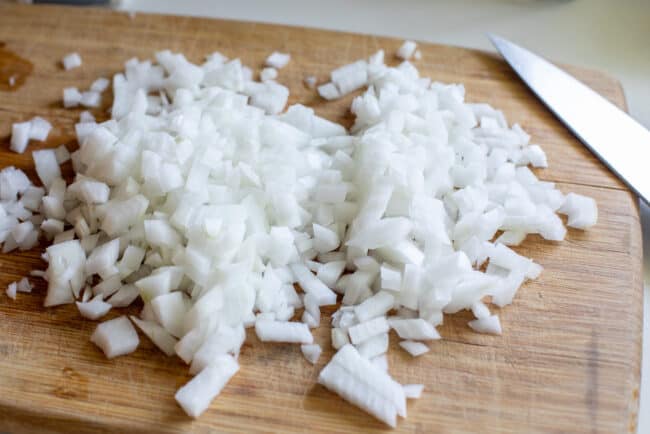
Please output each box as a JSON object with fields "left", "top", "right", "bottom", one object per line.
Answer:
{"left": 115, "top": 0, "right": 649, "bottom": 431}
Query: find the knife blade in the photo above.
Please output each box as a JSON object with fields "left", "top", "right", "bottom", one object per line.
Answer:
{"left": 488, "top": 34, "right": 650, "bottom": 204}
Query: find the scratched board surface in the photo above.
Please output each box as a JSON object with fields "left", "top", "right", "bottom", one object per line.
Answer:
{"left": 0, "top": 3, "right": 642, "bottom": 434}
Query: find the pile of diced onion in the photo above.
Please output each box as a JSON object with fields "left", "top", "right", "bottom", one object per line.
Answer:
{"left": 0, "top": 41, "right": 597, "bottom": 426}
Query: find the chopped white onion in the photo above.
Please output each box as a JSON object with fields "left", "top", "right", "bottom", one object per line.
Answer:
{"left": 29, "top": 117, "right": 52, "bottom": 141}
{"left": 32, "top": 149, "right": 61, "bottom": 188}
{"left": 301, "top": 343, "right": 322, "bottom": 364}
{"left": 80, "top": 91, "right": 101, "bottom": 108}
{"left": 468, "top": 314, "right": 502, "bottom": 335}
{"left": 76, "top": 294, "right": 112, "bottom": 320}
{"left": 402, "top": 384, "right": 424, "bottom": 399}
{"left": 107, "top": 284, "right": 140, "bottom": 307}
{"left": 331, "top": 327, "right": 350, "bottom": 350}
{"left": 356, "top": 332, "right": 389, "bottom": 359}
{"left": 175, "top": 355, "right": 239, "bottom": 418}
{"left": 17, "top": 277, "right": 32, "bottom": 293}
{"left": 260, "top": 67, "right": 278, "bottom": 82}
{"left": 90, "top": 316, "right": 139, "bottom": 358}
{"left": 255, "top": 320, "right": 313, "bottom": 344}
{"left": 44, "top": 240, "right": 85, "bottom": 306}
{"left": 10, "top": 122, "right": 31, "bottom": 154}
{"left": 62, "top": 52, "right": 82, "bottom": 70}
{"left": 354, "top": 291, "right": 394, "bottom": 323}
{"left": 0, "top": 45, "right": 599, "bottom": 426}
{"left": 318, "top": 82, "right": 340, "bottom": 100}
{"left": 290, "top": 263, "right": 337, "bottom": 306}
{"left": 348, "top": 316, "right": 390, "bottom": 345}
{"left": 388, "top": 318, "right": 440, "bottom": 341}
{"left": 6, "top": 282, "right": 17, "bottom": 300}
{"left": 380, "top": 265, "right": 402, "bottom": 291}
{"left": 92, "top": 275, "right": 122, "bottom": 299}
{"left": 318, "top": 345, "right": 406, "bottom": 427}
{"left": 10, "top": 117, "right": 52, "bottom": 153}
{"left": 331, "top": 60, "right": 368, "bottom": 95}
{"left": 90, "top": 77, "right": 110, "bottom": 93}
{"left": 558, "top": 193, "right": 598, "bottom": 229}
{"left": 79, "top": 110, "right": 96, "bottom": 123}
{"left": 265, "top": 52, "right": 290, "bottom": 69}
{"left": 189, "top": 325, "right": 245, "bottom": 374}
{"left": 151, "top": 291, "right": 188, "bottom": 338}
{"left": 396, "top": 40, "right": 418, "bottom": 60}
{"left": 63, "top": 87, "right": 82, "bottom": 108}
{"left": 316, "top": 260, "right": 346, "bottom": 288}
{"left": 54, "top": 145, "right": 71, "bottom": 164}
{"left": 130, "top": 316, "right": 178, "bottom": 356}
{"left": 304, "top": 75, "right": 317, "bottom": 89}
{"left": 399, "top": 340, "right": 429, "bottom": 357}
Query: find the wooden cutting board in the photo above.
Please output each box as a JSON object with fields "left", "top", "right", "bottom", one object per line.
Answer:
{"left": 0, "top": 3, "right": 642, "bottom": 434}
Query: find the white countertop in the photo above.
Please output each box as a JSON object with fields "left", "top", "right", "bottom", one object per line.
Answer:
{"left": 115, "top": 1, "right": 649, "bottom": 431}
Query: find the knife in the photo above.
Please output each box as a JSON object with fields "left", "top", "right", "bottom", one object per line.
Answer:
{"left": 488, "top": 34, "right": 650, "bottom": 204}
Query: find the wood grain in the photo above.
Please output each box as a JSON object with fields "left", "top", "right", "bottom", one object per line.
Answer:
{"left": 0, "top": 3, "right": 642, "bottom": 433}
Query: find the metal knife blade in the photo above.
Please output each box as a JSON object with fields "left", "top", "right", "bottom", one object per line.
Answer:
{"left": 488, "top": 34, "right": 650, "bottom": 204}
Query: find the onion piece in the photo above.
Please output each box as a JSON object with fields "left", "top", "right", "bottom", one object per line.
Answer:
{"left": 85, "top": 238, "right": 120, "bottom": 277}
{"left": 255, "top": 320, "right": 313, "bottom": 344}
{"left": 290, "top": 263, "right": 337, "bottom": 306}
{"left": 348, "top": 316, "right": 390, "bottom": 345}
{"left": 265, "top": 52, "right": 290, "bottom": 69}
{"left": 17, "top": 277, "right": 32, "bottom": 293}
{"left": 316, "top": 260, "right": 346, "bottom": 288}
{"left": 357, "top": 332, "right": 389, "bottom": 359}
{"left": 107, "top": 284, "right": 140, "bottom": 307}
{"left": 90, "top": 77, "right": 110, "bottom": 93}
{"left": 44, "top": 240, "right": 86, "bottom": 306}
{"left": 62, "top": 52, "right": 82, "bottom": 70}
{"left": 32, "top": 149, "right": 61, "bottom": 189}
{"left": 318, "top": 82, "right": 340, "bottom": 100}
{"left": 558, "top": 193, "right": 598, "bottom": 229}
{"left": 402, "top": 384, "right": 424, "bottom": 399}
{"left": 90, "top": 316, "right": 139, "bottom": 358}
{"left": 380, "top": 265, "right": 402, "bottom": 291}
{"left": 304, "top": 76, "right": 317, "bottom": 89}
{"left": 331, "top": 60, "right": 368, "bottom": 95}
{"left": 6, "top": 282, "right": 17, "bottom": 300}
{"left": 399, "top": 340, "right": 429, "bottom": 357}
{"left": 10, "top": 122, "right": 31, "bottom": 153}
{"left": 28, "top": 117, "right": 52, "bottom": 141}
{"left": 331, "top": 327, "right": 350, "bottom": 350}
{"left": 301, "top": 344, "right": 322, "bottom": 364}
{"left": 318, "top": 344, "right": 406, "bottom": 427}
{"left": 468, "top": 314, "right": 502, "bottom": 335}
{"left": 175, "top": 355, "right": 239, "bottom": 418}
{"left": 63, "top": 87, "right": 82, "bottom": 108}
{"left": 354, "top": 291, "right": 395, "bottom": 323}
{"left": 312, "top": 223, "right": 340, "bottom": 253}
{"left": 80, "top": 91, "right": 101, "bottom": 108}
{"left": 260, "top": 67, "right": 278, "bottom": 82}
{"left": 190, "top": 325, "right": 245, "bottom": 374}
{"left": 388, "top": 318, "right": 440, "bottom": 341}
{"left": 396, "top": 41, "right": 417, "bottom": 60}
{"left": 151, "top": 291, "right": 189, "bottom": 338}
{"left": 76, "top": 294, "right": 112, "bottom": 320}
{"left": 130, "top": 316, "right": 178, "bottom": 356}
